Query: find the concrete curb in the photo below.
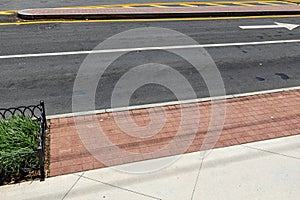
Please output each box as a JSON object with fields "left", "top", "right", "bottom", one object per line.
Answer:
{"left": 47, "top": 86, "right": 300, "bottom": 119}
{"left": 18, "top": 6, "right": 300, "bottom": 20}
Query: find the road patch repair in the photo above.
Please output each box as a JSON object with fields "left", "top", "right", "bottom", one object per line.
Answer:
{"left": 48, "top": 88, "right": 300, "bottom": 177}
{"left": 16, "top": 1, "right": 300, "bottom": 20}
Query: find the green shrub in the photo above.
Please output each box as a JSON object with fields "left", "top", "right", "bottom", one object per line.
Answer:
{"left": 0, "top": 115, "right": 40, "bottom": 185}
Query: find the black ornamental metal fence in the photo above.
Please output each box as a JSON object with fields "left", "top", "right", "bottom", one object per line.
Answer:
{"left": 0, "top": 101, "right": 47, "bottom": 183}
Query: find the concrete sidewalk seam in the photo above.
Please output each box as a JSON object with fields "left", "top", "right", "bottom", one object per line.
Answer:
{"left": 242, "top": 144, "right": 300, "bottom": 160}
{"left": 73, "top": 174, "right": 162, "bottom": 200}
{"left": 62, "top": 172, "right": 84, "bottom": 200}
{"left": 191, "top": 157, "right": 205, "bottom": 200}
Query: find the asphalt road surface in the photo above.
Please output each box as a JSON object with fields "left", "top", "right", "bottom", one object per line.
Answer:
{"left": 1, "top": 16, "right": 300, "bottom": 115}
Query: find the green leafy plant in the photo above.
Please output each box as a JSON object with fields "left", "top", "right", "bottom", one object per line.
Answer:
{"left": 0, "top": 115, "right": 40, "bottom": 185}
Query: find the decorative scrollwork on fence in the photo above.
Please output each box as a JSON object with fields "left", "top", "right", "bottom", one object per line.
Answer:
{"left": 0, "top": 104, "right": 42, "bottom": 120}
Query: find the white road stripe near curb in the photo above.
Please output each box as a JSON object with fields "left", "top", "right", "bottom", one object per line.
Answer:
{"left": 2, "top": 39, "right": 300, "bottom": 59}
{"left": 47, "top": 85, "right": 300, "bottom": 119}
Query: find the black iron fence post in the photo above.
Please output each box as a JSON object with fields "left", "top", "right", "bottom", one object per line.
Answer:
{"left": 39, "top": 100, "right": 46, "bottom": 181}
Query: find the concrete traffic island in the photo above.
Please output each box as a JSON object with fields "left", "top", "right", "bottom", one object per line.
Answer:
{"left": 17, "top": 5, "right": 300, "bottom": 20}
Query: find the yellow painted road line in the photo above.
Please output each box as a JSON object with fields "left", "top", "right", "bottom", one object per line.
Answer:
{"left": 259, "top": 2, "right": 280, "bottom": 5}
{"left": 178, "top": 3, "right": 198, "bottom": 7}
{"left": 121, "top": 5, "right": 134, "bottom": 8}
{"left": 283, "top": 0, "right": 300, "bottom": 3}
{"left": 231, "top": 2, "right": 255, "bottom": 6}
{"left": 203, "top": 2, "right": 226, "bottom": 6}
{"left": 97, "top": 4, "right": 131, "bottom": 7}
{"left": 149, "top": 4, "right": 168, "bottom": 8}
{"left": 42, "top": 1, "right": 300, "bottom": 9}
{"left": 0, "top": 10, "right": 18, "bottom": 15}
{"left": 1, "top": 14, "right": 300, "bottom": 26}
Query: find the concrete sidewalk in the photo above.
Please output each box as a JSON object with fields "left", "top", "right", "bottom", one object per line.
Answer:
{"left": 18, "top": 5, "right": 300, "bottom": 20}
{"left": 1, "top": 134, "right": 299, "bottom": 200}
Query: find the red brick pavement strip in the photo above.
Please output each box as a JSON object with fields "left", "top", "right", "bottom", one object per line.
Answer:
{"left": 18, "top": 5, "right": 300, "bottom": 20}
{"left": 49, "top": 89, "right": 300, "bottom": 177}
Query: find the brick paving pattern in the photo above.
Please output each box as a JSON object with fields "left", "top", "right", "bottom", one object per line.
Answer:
{"left": 49, "top": 90, "right": 300, "bottom": 177}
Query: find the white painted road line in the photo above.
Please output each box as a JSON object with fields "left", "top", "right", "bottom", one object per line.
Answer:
{"left": 2, "top": 39, "right": 300, "bottom": 59}
{"left": 47, "top": 85, "right": 300, "bottom": 119}
{"left": 239, "top": 22, "right": 299, "bottom": 30}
